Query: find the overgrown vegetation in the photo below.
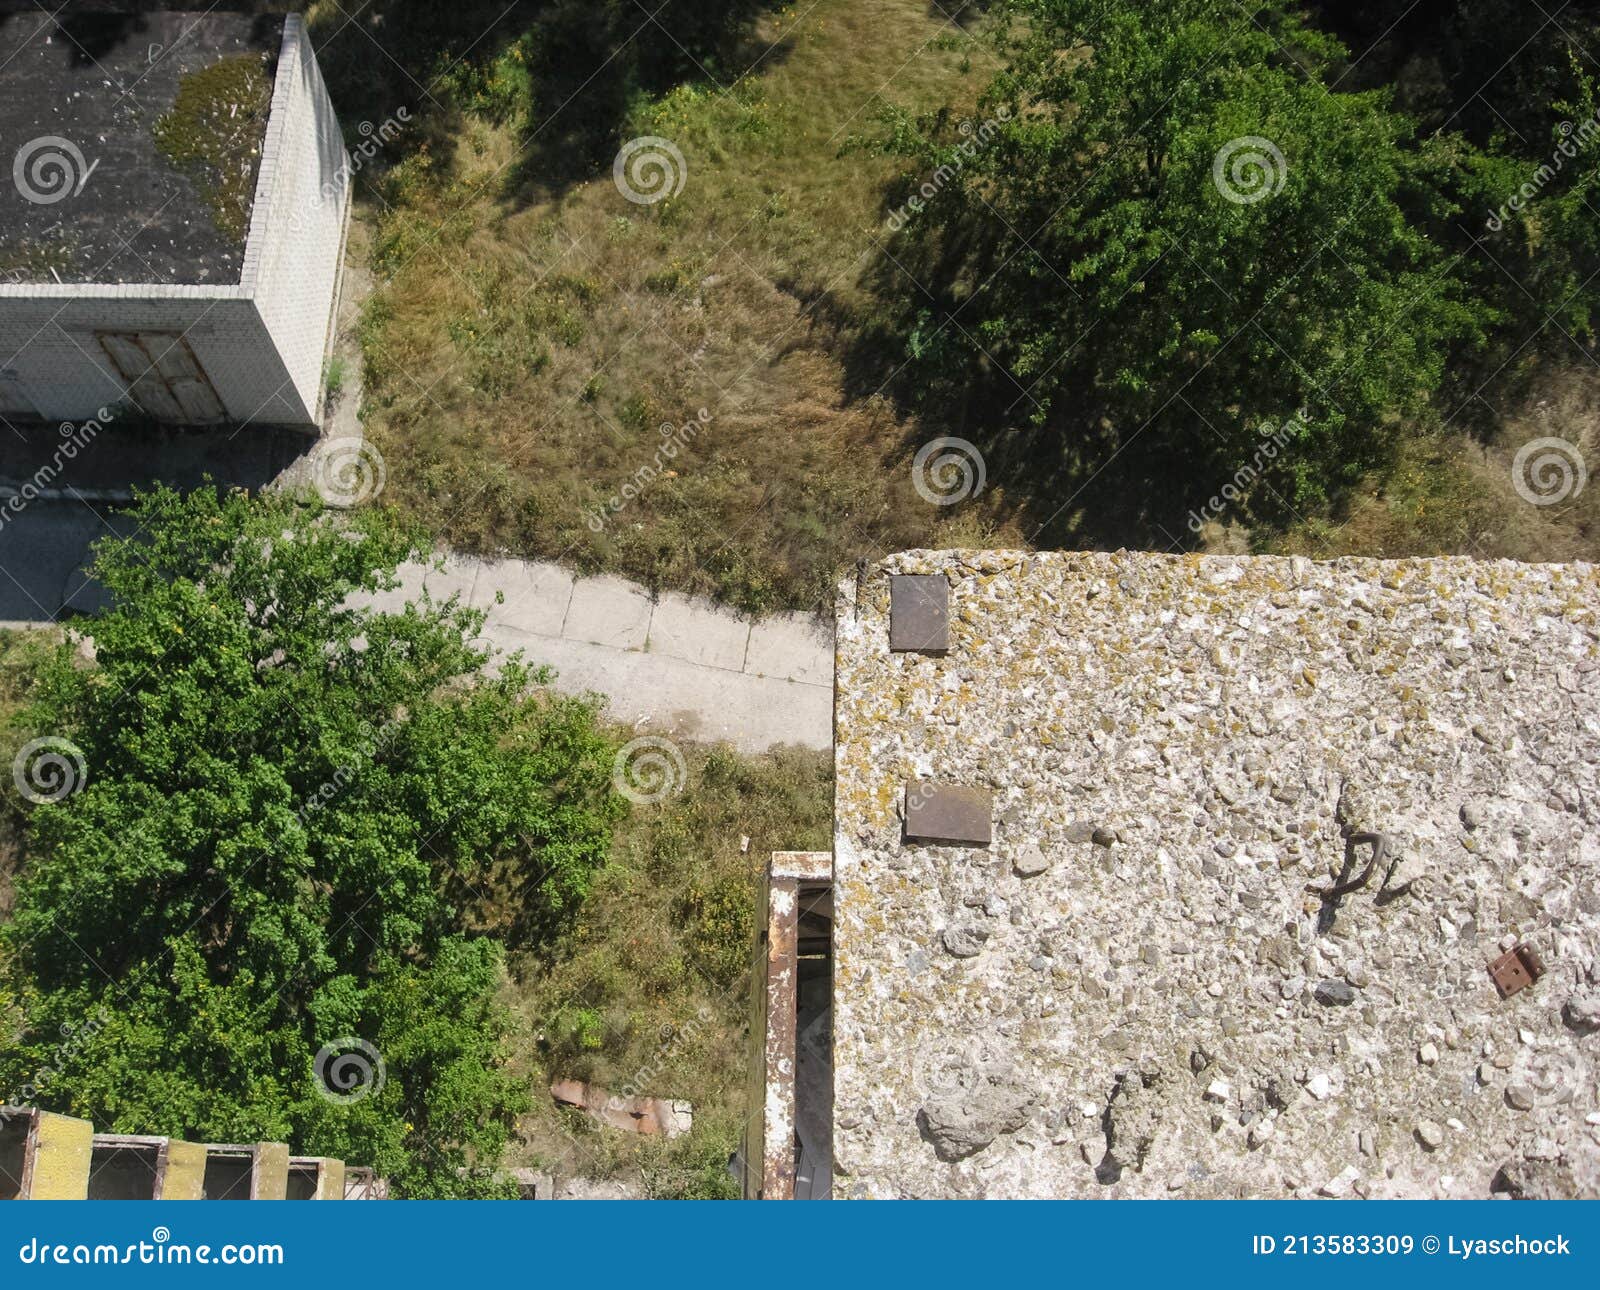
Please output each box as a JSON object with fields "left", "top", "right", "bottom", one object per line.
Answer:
{"left": 0, "top": 489, "right": 623, "bottom": 1196}
{"left": 324, "top": 354, "right": 348, "bottom": 400}
{"left": 320, "top": 0, "right": 1004, "bottom": 614}
{"left": 0, "top": 630, "right": 52, "bottom": 917}
{"left": 0, "top": 240, "right": 80, "bottom": 286}
{"left": 501, "top": 743, "right": 831, "bottom": 1198}
{"left": 322, "top": 0, "right": 1594, "bottom": 606}
{"left": 877, "top": 0, "right": 1600, "bottom": 544}
{"left": 9, "top": 0, "right": 1594, "bottom": 1204}
{"left": 0, "top": 497, "right": 827, "bottom": 1198}
{"left": 153, "top": 53, "right": 275, "bottom": 243}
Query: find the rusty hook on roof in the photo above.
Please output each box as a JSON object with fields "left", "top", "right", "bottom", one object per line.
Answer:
{"left": 1307, "top": 830, "right": 1392, "bottom": 900}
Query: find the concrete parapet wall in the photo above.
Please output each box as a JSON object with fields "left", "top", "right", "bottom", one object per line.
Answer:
{"left": 0, "top": 1108, "right": 95, "bottom": 1200}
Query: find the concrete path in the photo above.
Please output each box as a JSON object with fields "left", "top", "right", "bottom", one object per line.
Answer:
{"left": 358, "top": 555, "right": 833, "bottom": 753}
{"left": 0, "top": 515, "right": 833, "bottom": 751}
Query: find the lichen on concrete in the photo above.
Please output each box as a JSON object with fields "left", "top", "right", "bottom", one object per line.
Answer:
{"left": 832, "top": 550, "right": 1600, "bottom": 1198}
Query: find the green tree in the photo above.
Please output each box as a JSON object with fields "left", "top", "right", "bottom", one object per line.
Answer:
{"left": 1440, "top": 68, "right": 1600, "bottom": 378}
{"left": 1, "top": 487, "right": 622, "bottom": 1195}
{"left": 881, "top": 0, "right": 1484, "bottom": 516}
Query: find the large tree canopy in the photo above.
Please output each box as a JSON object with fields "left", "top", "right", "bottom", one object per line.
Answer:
{"left": 877, "top": 0, "right": 1600, "bottom": 520}
{"left": 1, "top": 487, "right": 621, "bottom": 1195}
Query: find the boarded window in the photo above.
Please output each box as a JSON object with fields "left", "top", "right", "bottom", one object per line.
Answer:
{"left": 97, "top": 332, "right": 225, "bottom": 423}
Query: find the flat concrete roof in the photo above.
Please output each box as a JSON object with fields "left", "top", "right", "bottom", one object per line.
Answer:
{"left": 832, "top": 550, "right": 1600, "bottom": 1198}
{"left": 0, "top": 9, "right": 283, "bottom": 285}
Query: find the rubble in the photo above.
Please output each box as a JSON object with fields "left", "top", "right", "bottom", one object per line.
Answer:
{"left": 549, "top": 1080, "right": 692, "bottom": 1138}
{"left": 918, "top": 1063, "right": 1035, "bottom": 1162}
{"left": 942, "top": 924, "right": 989, "bottom": 958}
{"left": 1102, "top": 1068, "right": 1166, "bottom": 1177}
{"left": 1564, "top": 989, "right": 1600, "bottom": 1034}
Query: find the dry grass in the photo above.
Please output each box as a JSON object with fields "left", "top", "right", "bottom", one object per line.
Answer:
{"left": 352, "top": 0, "right": 1598, "bottom": 610}
{"left": 358, "top": 0, "right": 1020, "bottom": 614}
{"left": 1267, "top": 365, "right": 1599, "bottom": 564}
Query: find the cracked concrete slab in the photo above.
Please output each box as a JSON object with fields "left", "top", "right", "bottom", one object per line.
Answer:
{"left": 746, "top": 611, "right": 834, "bottom": 685}
{"left": 375, "top": 557, "right": 833, "bottom": 750}
{"left": 491, "top": 623, "right": 830, "bottom": 752}
{"left": 358, "top": 558, "right": 471, "bottom": 616}
{"left": 648, "top": 591, "right": 750, "bottom": 672}
{"left": 468, "top": 557, "right": 574, "bottom": 637}
{"left": 563, "top": 575, "right": 653, "bottom": 650}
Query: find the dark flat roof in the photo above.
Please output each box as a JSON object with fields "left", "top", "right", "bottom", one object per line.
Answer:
{"left": 0, "top": 10, "right": 284, "bottom": 286}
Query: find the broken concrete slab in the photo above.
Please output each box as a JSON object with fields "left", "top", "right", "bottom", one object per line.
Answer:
{"left": 550, "top": 1079, "right": 692, "bottom": 1138}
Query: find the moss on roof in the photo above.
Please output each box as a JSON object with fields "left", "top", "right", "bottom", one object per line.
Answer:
{"left": 152, "top": 52, "right": 275, "bottom": 245}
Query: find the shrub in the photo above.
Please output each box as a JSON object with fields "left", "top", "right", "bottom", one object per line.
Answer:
{"left": 0, "top": 487, "right": 623, "bottom": 1195}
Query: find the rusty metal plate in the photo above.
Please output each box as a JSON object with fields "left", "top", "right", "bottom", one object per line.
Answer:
{"left": 904, "top": 781, "right": 992, "bottom": 846}
{"left": 889, "top": 575, "right": 949, "bottom": 653}
{"left": 1488, "top": 944, "right": 1544, "bottom": 998}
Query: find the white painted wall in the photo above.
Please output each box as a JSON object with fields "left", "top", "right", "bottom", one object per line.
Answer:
{"left": 0, "top": 15, "right": 349, "bottom": 429}
{"left": 243, "top": 14, "right": 351, "bottom": 426}
{"left": 0, "top": 292, "right": 292, "bottom": 424}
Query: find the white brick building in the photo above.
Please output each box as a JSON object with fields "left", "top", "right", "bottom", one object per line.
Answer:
{"left": 0, "top": 13, "right": 348, "bottom": 429}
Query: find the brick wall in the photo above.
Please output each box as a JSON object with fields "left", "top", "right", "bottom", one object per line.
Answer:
{"left": 0, "top": 292, "right": 296, "bottom": 423}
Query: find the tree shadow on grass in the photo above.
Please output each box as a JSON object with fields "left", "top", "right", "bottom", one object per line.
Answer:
{"left": 306, "top": 0, "right": 789, "bottom": 208}
{"left": 494, "top": 0, "right": 794, "bottom": 202}
{"left": 833, "top": 275, "right": 1220, "bottom": 557}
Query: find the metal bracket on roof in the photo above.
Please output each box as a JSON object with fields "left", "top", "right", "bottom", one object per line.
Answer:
{"left": 889, "top": 575, "right": 949, "bottom": 653}
{"left": 1488, "top": 944, "right": 1545, "bottom": 999}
